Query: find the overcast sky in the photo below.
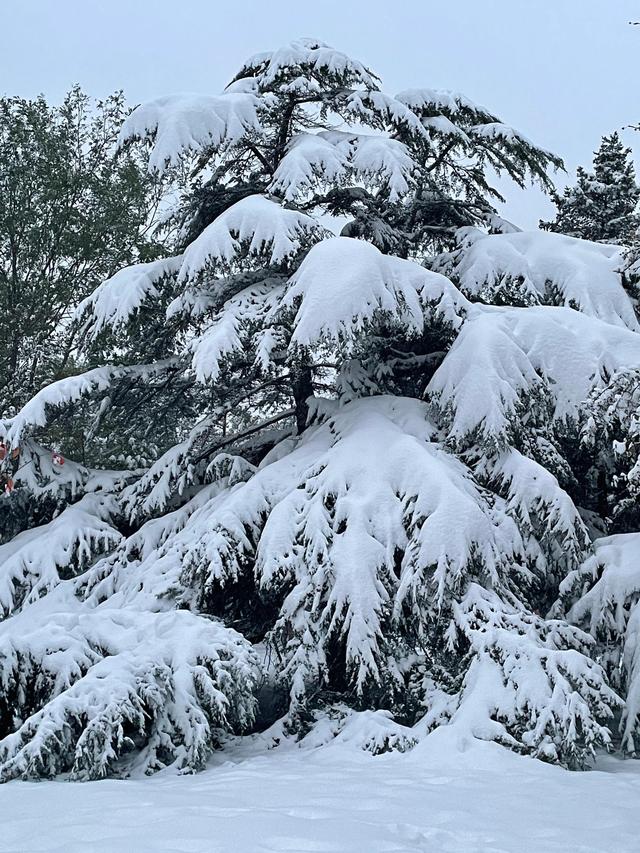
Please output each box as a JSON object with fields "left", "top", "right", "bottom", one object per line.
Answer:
{"left": 2, "top": 0, "right": 639, "bottom": 227}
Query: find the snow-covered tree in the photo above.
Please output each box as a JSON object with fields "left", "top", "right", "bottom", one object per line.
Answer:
{"left": 1, "top": 39, "right": 637, "bottom": 779}
{"left": 541, "top": 132, "right": 639, "bottom": 244}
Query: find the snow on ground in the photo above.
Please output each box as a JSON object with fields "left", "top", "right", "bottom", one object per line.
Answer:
{"left": 1, "top": 732, "right": 638, "bottom": 853}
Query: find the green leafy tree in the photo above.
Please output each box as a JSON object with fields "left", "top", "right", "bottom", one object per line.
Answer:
{"left": 0, "top": 86, "right": 168, "bottom": 414}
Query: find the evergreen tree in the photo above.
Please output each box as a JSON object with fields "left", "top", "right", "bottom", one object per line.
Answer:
{"left": 541, "top": 132, "right": 639, "bottom": 244}
{"left": 1, "top": 39, "right": 638, "bottom": 780}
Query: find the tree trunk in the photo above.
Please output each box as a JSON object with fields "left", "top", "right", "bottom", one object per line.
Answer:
{"left": 8, "top": 333, "right": 20, "bottom": 375}
{"left": 291, "top": 366, "right": 313, "bottom": 435}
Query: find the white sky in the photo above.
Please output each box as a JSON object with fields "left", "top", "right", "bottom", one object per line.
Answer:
{"left": 2, "top": 0, "right": 639, "bottom": 228}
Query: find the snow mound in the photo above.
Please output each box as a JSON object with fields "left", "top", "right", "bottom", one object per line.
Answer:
{"left": 2, "top": 743, "right": 639, "bottom": 853}
{"left": 300, "top": 707, "right": 419, "bottom": 754}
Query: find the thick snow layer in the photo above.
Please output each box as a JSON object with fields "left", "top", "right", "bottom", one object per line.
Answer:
{"left": 178, "top": 195, "right": 325, "bottom": 279}
{"left": 0, "top": 737, "right": 637, "bottom": 852}
{"left": 75, "top": 256, "right": 182, "bottom": 336}
{"left": 189, "top": 236, "right": 466, "bottom": 381}
{"left": 429, "top": 304, "right": 640, "bottom": 448}
{"left": 235, "top": 38, "right": 379, "bottom": 91}
{"left": 119, "top": 92, "right": 262, "bottom": 172}
{"left": 438, "top": 229, "right": 637, "bottom": 330}
{"left": 568, "top": 533, "right": 640, "bottom": 627}
{"left": 449, "top": 585, "right": 617, "bottom": 762}
{"left": 268, "top": 130, "right": 415, "bottom": 203}
{"left": 5, "top": 440, "right": 129, "bottom": 508}
{"left": 67, "top": 394, "right": 617, "bottom": 761}
{"left": 469, "top": 121, "right": 541, "bottom": 150}
{"left": 396, "top": 87, "right": 495, "bottom": 120}
{"left": 75, "top": 196, "right": 320, "bottom": 338}
{"left": 280, "top": 236, "right": 464, "bottom": 348}
{"left": 268, "top": 132, "right": 348, "bottom": 201}
{"left": 325, "top": 131, "right": 414, "bottom": 201}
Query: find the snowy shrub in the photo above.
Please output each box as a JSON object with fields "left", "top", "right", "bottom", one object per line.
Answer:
{"left": 300, "top": 707, "right": 420, "bottom": 755}
{"left": 0, "top": 597, "right": 257, "bottom": 781}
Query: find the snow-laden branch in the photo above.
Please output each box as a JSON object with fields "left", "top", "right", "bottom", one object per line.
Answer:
{"left": 119, "top": 92, "right": 263, "bottom": 172}
{"left": 0, "top": 494, "right": 121, "bottom": 617}
{"left": 1, "top": 360, "right": 182, "bottom": 446}
{"left": 75, "top": 256, "right": 182, "bottom": 337}
{"left": 230, "top": 38, "right": 380, "bottom": 92}
{"left": 277, "top": 236, "right": 467, "bottom": 350}
{"left": 268, "top": 131, "right": 416, "bottom": 203}
{"left": 448, "top": 585, "right": 619, "bottom": 768}
{"left": 428, "top": 304, "right": 640, "bottom": 450}
{"left": 435, "top": 228, "right": 637, "bottom": 329}
{"left": 178, "top": 195, "right": 327, "bottom": 279}
{"left": 559, "top": 533, "right": 640, "bottom": 753}
{"left": 0, "top": 599, "right": 258, "bottom": 780}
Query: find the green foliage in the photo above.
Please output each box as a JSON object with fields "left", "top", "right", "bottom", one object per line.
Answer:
{"left": 0, "top": 87, "right": 167, "bottom": 414}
